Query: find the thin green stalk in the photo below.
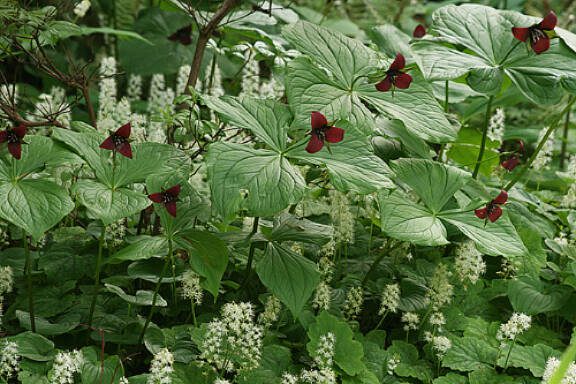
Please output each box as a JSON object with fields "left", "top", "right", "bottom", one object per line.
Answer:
{"left": 472, "top": 96, "right": 494, "bottom": 179}
{"left": 444, "top": 80, "right": 449, "bottom": 113}
{"left": 24, "top": 235, "right": 35, "bottom": 332}
{"left": 241, "top": 217, "right": 260, "bottom": 287}
{"left": 375, "top": 311, "right": 388, "bottom": 330}
{"left": 361, "top": 251, "right": 387, "bottom": 287}
{"left": 139, "top": 240, "right": 171, "bottom": 344}
{"left": 191, "top": 301, "right": 198, "bottom": 328}
{"left": 560, "top": 96, "right": 574, "bottom": 169}
{"left": 88, "top": 225, "right": 106, "bottom": 327}
{"left": 549, "top": 334, "right": 576, "bottom": 384}
{"left": 505, "top": 97, "right": 576, "bottom": 191}
{"left": 503, "top": 338, "right": 516, "bottom": 370}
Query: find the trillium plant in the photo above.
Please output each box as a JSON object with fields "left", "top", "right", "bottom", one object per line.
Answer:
{"left": 1, "top": 2, "right": 576, "bottom": 384}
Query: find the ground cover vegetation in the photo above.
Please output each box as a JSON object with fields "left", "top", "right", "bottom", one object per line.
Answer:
{"left": 1, "top": 0, "right": 576, "bottom": 383}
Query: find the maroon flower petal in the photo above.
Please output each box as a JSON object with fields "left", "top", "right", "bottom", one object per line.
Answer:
{"left": 0, "top": 130, "right": 6, "bottom": 143}
{"left": 305, "top": 133, "right": 324, "bottom": 153}
{"left": 165, "top": 201, "right": 177, "bottom": 217}
{"left": 148, "top": 192, "right": 164, "bottom": 203}
{"left": 539, "top": 10, "right": 557, "bottom": 30}
{"left": 8, "top": 142, "right": 21, "bottom": 160}
{"left": 493, "top": 190, "right": 508, "bottom": 205}
{"left": 475, "top": 207, "right": 488, "bottom": 220}
{"left": 117, "top": 142, "right": 133, "bottom": 159}
{"left": 311, "top": 111, "right": 328, "bottom": 130}
{"left": 324, "top": 126, "right": 345, "bottom": 143}
{"left": 501, "top": 157, "right": 519, "bottom": 171}
{"left": 488, "top": 205, "right": 503, "bottom": 222}
{"left": 375, "top": 76, "right": 393, "bottom": 92}
{"left": 165, "top": 184, "right": 181, "bottom": 197}
{"left": 389, "top": 53, "right": 406, "bottom": 71}
{"left": 99, "top": 136, "right": 115, "bottom": 150}
{"left": 413, "top": 24, "right": 426, "bottom": 38}
{"left": 115, "top": 122, "right": 131, "bottom": 138}
{"left": 531, "top": 35, "right": 550, "bottom": 54}
{"left": 394, "top": 73, "right": 413, "bottom": 89}
{"left": 512, "top": 27, "right": 530, "bottom": 42}
{"left": 13, "top": 125, "right": 26, "bottom": 138}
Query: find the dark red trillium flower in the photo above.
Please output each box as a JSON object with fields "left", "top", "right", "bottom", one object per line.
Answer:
{"left": 306, "top": 111, "right": 345, "bottom": 154}
{"left": 375, "top": 53, "right": 413, "bottom": 92}
{"left": 0, "top": 124, "right": 26, "bottom": 160}
{"left": 501, "top": 156, "right": 520, "bottom": 171}
{"left": 475, "top": 190, "right": 508, "bottom": 223}
{"left": 100, "top": 123, "right": 132, "bottom": 159}
{"left": 168, "top": 24, "right": 192, "bottom": 45}
{"left": 148, "top": 185, "right": 181, "bottom": 218}
{"left": 512, "top": 11, "right": 557, "bottom": 54}
{"left": 413, "top": 24, "right": 426, "bottom": 38}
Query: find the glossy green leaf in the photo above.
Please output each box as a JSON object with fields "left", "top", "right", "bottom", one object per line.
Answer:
{"left": 256, "top": 243, "right": 320, "bottom": 318}
{"left": 205, "top": 96, "right": 292, "bottom": 152}
{"left": 174, "top": 230, "right": 229, "bottom": 300}
{"left": 267, "top": 213, "right": 333, "bottom": 245}
{"left": 391, "top": 158, "right": 471, "bottom": 213}
{"left": 379, "top": 190, "right": 448, "bottom": 246}
{"left": 507, "top": 277, "right": 571, "bottom": 315}
{"left": 108, "top": 236, "right": 168, "bottom": 264}
{"left": 105, "top": 284, "right": 167, "bottom": 306}
{"left": 74, "top": 179, "right": 150, "bottom": 225}
{"left": 80, "top": 347, "right": 125, "bottom": 384}
{"left": 8, "top": 331, "right": 55, "bottom": 361}
{"left": 440, "top": 211, "right": 527, "bottom": 257}
{"left": 307, "top": 311, "right": 366, "bottom": 376}
{"left": 286, "top": 127, "right": 394, "bottom": 193}
{"left": 496, "top": 344, "right": 559, "bottom": 376}
{"left": 442, "top": 337, "right": 498, "bottom": 372}
{"left": 0, "top": 179, "right": 74, "bottom": 239}
{"left": 206, "top": 142, "right": 305, "bottom": 218}
{"left": 16, "top": 311, "right": 80, "bottom": 336}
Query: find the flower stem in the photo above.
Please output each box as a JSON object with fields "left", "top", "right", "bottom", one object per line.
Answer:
{"left": 444, "top": 80, "right": 449, "bottom": 113}
{"left": 24, "top": 235, "right": 35, "bottom": 332}
{"left": 503, "top": 338, "right": 516, "bottom": 370}
{"left": 472, "top": 95, "right": 494, "bottom": 179}
{"left": 505, "top": 97, "right": 576, "bottom": 191}
{"left": 560, "top": 96, "right": 574, "bottom": 170}
{"left": 191, "top": 301, "right": 197, "bottom": 328}
{"left": 241, "top": 217, "right": 260, "bottom": 288}
{"left": 88, "top": 225, "right": 106, "bottom": 327}
{"left": 139, "top": 239, "right": 171, "bottom": 344}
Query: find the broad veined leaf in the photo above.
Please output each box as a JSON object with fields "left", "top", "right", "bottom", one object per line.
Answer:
{"left": 16, "top": 310, "right": 79, "bottom": 336}
{"left": 105, "top": 284, "right": 167, "bottom": 306}
{"left": 0, "top": 179, "right": 74, "bottom": 239}
{"left": 174, "top": 230, "right": 229, "bottom": 300}
{"left": 440, "top": 211, "right": 527, "bottom": 257}
{"left": 80, "top": 347, "right": 125, "bottom": 384}
{"left": 205, "top": 96, "right": 292, "bottom": 152}
{"left": 369, "top": 24, "right": 413, "bottom": 61}
{"left": 307, "top": 311, "right": 366, "bottom": 376}
{"left": 283, "top": 21, "right": 378, "bottom": 87}
{"left": 107, "top": 236, "right": 169, "bottom": 264}
{"left": 206, "top": 142, "right": 305, "bottom": 218}
{"left": 53, "top": 127, "right": 190, "bottom": 188}
{"left": 496, "top": 343, "right": 559, "bottom": 376}
{"left": 74, "top": 179, "right": 150, "bottom": 225}
{"left": 379, "top": 190, "right": 449, "bottom": 246}
{"left": 442, "top": 337, "right": 498, "bottom": 372}
{"left": 390, "top": 158, "right": 471, "bottom": 213}
{"left": 412, "top": 4, "right": 576, "bottom": 104}
{"left": 507, "top": 276, "right": 571, "bottom": 315}
{"left": 8, "top": 331, "right": 55, "bottom": 361}
{"left": 256, "top": 243, "right": 320, "bottom": 318}
{"left": 286, "top": 126, "right": 394, "bottom": 193}
{"left": 267, "top": 213, "right": 333, "bottom": 245}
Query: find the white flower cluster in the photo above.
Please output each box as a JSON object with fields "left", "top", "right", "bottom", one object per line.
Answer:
{"left": 209, "top": 62, "right": 225, "bottom": 97}
{"left": 401, "top": 312, "right": 420, "bottom": 332}
{"left": 329, "top": 190, "right": 355, "bottom": 244}
{"left": 386, "top": 354, "right": 400, "bottom": 375}
{"left": 532, "top": 127, "right": 554, "bottom": 171}
{"left": 343, "top": 286, "right": 364, "bottom": 321}
{"left": 119, "top": 377, "right": 129, "bottom": 384}
{"left": 454, "top": 241, "right": 486, "bottom": 285}
{"left": 488, "top": 108, "right": 505, "bottom": 142}
{"left": 496, "top": 312, "right": 532, "bottom": 346}
{"left": 280, "top": 333, "right": 336, "bottom": 384}
{"left": 241, "top": 58, "right": 261, "bottom": 96}
{"left": 97, "top": 56, "right": 118, "bottom": 133}
{"left": 106, "top": 219, "right": 126, "bottom": 248}
{"left": 73, "top": 0, "right": 91, "bottom": 17}
{"left": 0, "top": 341, "right": 20, "bottom": 380}
{"left": 424, "top": 332, "right": 452, "bottom": 359}
{"left": 562, "top": 184, "right": 576, "bottom": 208}
{"left": 542, "top": 357, "right": 576, "bottom": 384}
{"left": 379, "top": 283, "right": 400, "bottom": 315}
{"left": 0, "top": 266, "right": 13, "bottom": 329}
{"left": 181, "top": 270, "right": 203, "bottom": 305}
{"left": 50, "top": 350, "right": 84, "bottom": 384}
{"left": 213, "top": 379, "right": 231, "bottom": 384}
{"left": 28, "top": 87, "right": 71, "bottom": 129}
{"left": 127, "top": 74, "right": 143, "bottom": 102}
{"left": 426, "top": 264, "right": 453, "bottom": 310}
{"left": 497, "top": 258, "right": 520, "bottom": 279}
{"left": 429, "top": 311, "right": 446, "bottom": 329}
{"left": 259, "top": 295, "right": 281, "bottom": 327}
{"left": 313, "top": 257, "right": 334, "bottom": 311}
{"left": 200, "top": 302, "right": 263, "bottom": 373}
{"left": 147, "top": 348, "right": 174, "bottom": 384}
{"left": 176, "top": 65, "right": 192, "bottom": 96}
